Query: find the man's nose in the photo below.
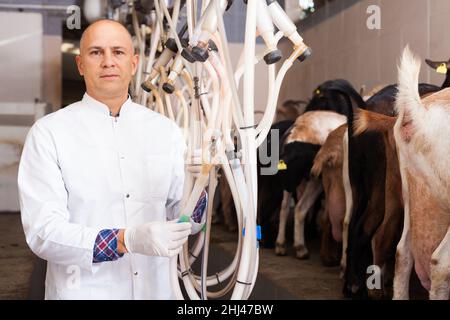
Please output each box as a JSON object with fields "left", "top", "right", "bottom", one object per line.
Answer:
{"left": 101, "top": 49, "right": 115, "bottom": 68}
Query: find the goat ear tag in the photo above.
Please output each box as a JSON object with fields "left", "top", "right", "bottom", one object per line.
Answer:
{"left": 278, "top": 160, "right": 287, "bottom": 171}
{"left": 437, "top": 63, "right": 447, "bottom": 74}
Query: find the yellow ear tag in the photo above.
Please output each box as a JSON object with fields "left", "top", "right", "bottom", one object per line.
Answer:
{"left": 437, "top": 63, "right": 447, "bottom": 74}
{"left": 315, "top": 89, "right": 321, "bottom": 95}
{"left": 278, "top": 160, "right": 287, "bottom": 171}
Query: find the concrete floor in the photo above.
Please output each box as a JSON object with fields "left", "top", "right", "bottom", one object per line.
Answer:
{"left": 0, "top": 212, "right": 35, "bottom": 299}
{"left": 0, "top": 211, "right": 345, "bottom": 300}
{"left": 209, "top": 223, "right": 344, "bottom": 300}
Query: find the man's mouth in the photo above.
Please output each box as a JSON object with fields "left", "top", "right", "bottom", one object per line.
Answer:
{"left": 100, "top": 75, "right": 119, "bottom": 79}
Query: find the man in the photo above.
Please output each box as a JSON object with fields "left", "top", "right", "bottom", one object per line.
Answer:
{"left": 18, "top": 20, "right": 197, "bottom": 299}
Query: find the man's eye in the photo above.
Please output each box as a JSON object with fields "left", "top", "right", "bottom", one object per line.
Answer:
{"left": 115, "top": 51, "right": 124, "bottom": 55}
{"left": 90, "top": 51, "right": 100, "bottom": 55}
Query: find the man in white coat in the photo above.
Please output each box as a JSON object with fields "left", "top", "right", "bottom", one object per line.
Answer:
{"left": 18, "top": 19, "right": 194, "bottom": 299}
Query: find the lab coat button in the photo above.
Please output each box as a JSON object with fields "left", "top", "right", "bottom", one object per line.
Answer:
{"left": 134, "top": 272, "right": 138, "bottom": 276}
{"left": 126, "top": 194, "right": 130, "bottom": 198}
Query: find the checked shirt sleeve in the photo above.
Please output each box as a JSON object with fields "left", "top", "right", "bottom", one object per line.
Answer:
{"left": 192, "top": 189, "right": 207, "bottom": 223}
{"left": 92, "top": 229, "right": 124, "bottom": 263}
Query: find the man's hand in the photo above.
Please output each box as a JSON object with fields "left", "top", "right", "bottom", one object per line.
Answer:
{"left": 123, "top": 220, "right": 192, "bottom": 257}
{"left": 117, "top": 230, "right": 128, "bottom": 254}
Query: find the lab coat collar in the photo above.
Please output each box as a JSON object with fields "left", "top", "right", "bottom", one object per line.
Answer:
{"left": 82, "top": 92, "right": 133, "bottom": 117}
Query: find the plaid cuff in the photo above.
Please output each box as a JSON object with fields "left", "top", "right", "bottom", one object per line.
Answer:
{"left": 93, "top": 229, "right": 124, "bottom": 263}
{"left": 192, "top": 190, "right": 208, "bottom": 223}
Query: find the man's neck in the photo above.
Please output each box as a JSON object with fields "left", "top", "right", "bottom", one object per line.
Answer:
{"left": 87, "top": 91, "right": 128, "bottom": 116}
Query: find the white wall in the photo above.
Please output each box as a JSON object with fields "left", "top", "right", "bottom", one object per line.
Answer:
{"left": 0, "top": 102, "right": 47, "bottom": 211}
{"left": 0, "top": 12, "right": 43, "bottom": 103}
{"left": 0, "top": 11, "right": 62, "bottom": 111}
{"left": 278, "top": 0, "right": 450, "bottom": 103}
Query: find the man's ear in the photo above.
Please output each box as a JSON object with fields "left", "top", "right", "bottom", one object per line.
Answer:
{"left": 131, "top": 54, "right": 139, "bottom": 76}
{"left": 75, "top": 55, "right": 84, "bottom": 76}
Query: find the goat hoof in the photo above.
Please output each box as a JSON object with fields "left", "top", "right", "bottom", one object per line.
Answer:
{"left": 295, "top": 245, "right": 309, "bottom": 259}
{"left": 275, "top": 242, "right": 287, "bottom": 256}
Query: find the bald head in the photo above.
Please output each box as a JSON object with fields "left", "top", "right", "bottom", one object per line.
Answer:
{"left": 80, "top": 19, "right": 135, "bottom": 55}
{"left": 75, "top": 19, "right": 138, "bottom": 104}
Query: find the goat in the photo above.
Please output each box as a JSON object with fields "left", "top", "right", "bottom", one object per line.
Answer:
{"left": 394, "top": 47, "right": 450, "bottom": 300}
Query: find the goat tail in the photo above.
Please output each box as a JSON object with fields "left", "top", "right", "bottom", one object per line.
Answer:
{"left": 396, "top": 46, "right": 424, "bottom": 123}
{"left": 353, "top": 108, "right": 397, "bottom": 136}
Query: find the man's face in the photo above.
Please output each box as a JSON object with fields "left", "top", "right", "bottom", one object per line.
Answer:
{"left": 76, "top": 21, "right": 138, "bottom": 98}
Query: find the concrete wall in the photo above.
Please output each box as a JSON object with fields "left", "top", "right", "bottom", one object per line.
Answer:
{"left": 278, "top": 0, "right": 450, "bottom": 103}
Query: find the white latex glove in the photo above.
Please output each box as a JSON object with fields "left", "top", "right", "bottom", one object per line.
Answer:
{"left": 124, "top": 220, "right": 192, "bottom": 257}
{"left": 186, "top": 149, "right": 210, "bottom": 178}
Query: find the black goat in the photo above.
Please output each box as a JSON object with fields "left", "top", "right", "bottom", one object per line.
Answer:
{"left": 425, "top": 58, "right": 450, "bottom": 89}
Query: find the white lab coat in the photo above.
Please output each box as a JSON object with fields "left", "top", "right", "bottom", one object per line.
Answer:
{"left": 18, "top": 93, "right": 186, "bottom": 300}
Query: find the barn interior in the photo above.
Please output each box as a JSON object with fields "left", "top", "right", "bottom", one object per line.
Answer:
{"left": 1, "top": 0, "right": 449, "bottom": 301}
